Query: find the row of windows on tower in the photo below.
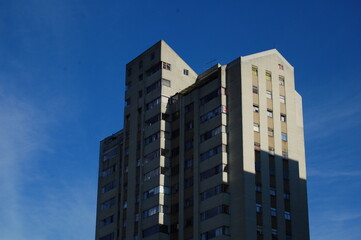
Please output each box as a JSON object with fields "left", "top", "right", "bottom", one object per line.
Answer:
{"left": 253, "top": 124, "right": 288, "bottom": 141}
{"left": 253, "top": 105, "right": 287, "bottom": 121}
{"left": 252, "top": 86, "right": 286, "bottom": 102}
{"left": 252, "top": 65, "right": 285, "bottom": 84}
{"left": 256, "top": 204, "right": 291, "bottom": 220}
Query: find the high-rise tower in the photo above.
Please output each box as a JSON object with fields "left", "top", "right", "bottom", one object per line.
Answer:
{"left": 95, "top": 41, "right": 309, "bottom": 240}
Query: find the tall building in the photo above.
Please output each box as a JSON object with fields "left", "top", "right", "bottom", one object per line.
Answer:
{"left": 95, "top": 41, "right": 309, "bottom": 240}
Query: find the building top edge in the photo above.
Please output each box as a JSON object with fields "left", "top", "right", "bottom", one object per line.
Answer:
{"left": 100, "top": 129, "right": 124, "bottom": 142}
{"left": 241, "top": 49, "right": 294, "bottom": 70}
{"left": 126, "top": 40, "right": 163, "bottom": 65}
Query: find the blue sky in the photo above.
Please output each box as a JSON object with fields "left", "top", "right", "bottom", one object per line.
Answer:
{"left": 0, "top": 0, "right": 360, "bottom": 239}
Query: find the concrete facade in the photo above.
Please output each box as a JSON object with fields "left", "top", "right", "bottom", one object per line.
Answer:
{"left": 95, "top": 41, "right": 309, "bottom": 240}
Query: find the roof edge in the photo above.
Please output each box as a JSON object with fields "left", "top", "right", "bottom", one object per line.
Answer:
{"left": 241, "top": 49, "right": 294, "bottom": 70}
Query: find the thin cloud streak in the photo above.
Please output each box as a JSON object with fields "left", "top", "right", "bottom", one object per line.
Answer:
{"left": 308, "top": 168, "right": 361, "bottom": 178}
{"left": 0, "top": 86, "right": 96, "bottom": 240}
{"left": 0, "top": 89, "right": 51, "bottom": 239}
{"left": 304, "top": 94, "right": 361, "bottom": 141}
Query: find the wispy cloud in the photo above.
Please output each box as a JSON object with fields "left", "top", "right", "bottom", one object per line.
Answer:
{"left": 0, "top": 86, "right": 95, "bottom": 240}
{"left": 308, "top": 168, "right": 361, "bottom": 178}
{"left": 310, "top": 209, "right": 361, "bottom": 240}
{"left": 0, "top": 88, "right": 51, "bottom": 239}
{"left": 304, "top": 94, "right": 361, "bottom": 141}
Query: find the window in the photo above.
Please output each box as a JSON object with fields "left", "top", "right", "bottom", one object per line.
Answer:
{"left": 146, "top": 97, "right": 161, "bottom": 111}
{"left": 281, "top": 132, "right": 287, "bottom": 141}
{"left": 253, "top": 105, "right": 259, "bottom": 112}
{"left": 278, "top": 64, "right": 284, "bottom": 70}
{"left": 200, "top": 205, "right": 229, "bottom": 221}
{"left": 145, "top": 114, "right": 160, "bottom": 127}
{"left": 143, "top": 167, "right": 161, "bottom": 182}
{"left": 281, "top": 114, "right": 287, "bottom": 122}
{"left": 138, "top": 90, "right": 143, "bottom": 98}
{"left": 144, "top": 132, "right": 160, "bottom": 145}
{"left": 123, "top": 201, "right": 127, "bottom": 209}
{"left": 270, "top": 187, "right": 276, "bottom": 196}
{"left": 257, "top": 225, "right": 263, "bottom": 236}
{"left": 127, "top": 68, "right": 132, "bottom": 76}
{"left": 255, "top": 185, "right": 262, "bottom": 192}
{"left": 143, "top": 205, "right": 165, "bottom": 218}
{"left": 285, "top": 211, "right": 291, "bottom": 220}
{"left": 280, "top": 95, "right": 286, "bottom": 103}
{"left": 269, "top": 148, "right": 275, "bottom": 156}
{"left": 271, "top": 208, "right": 277, "bottom": 216}
{"left": 103, "top": 147, "right": 118, "bottom": 161}
{"left": 185, "top": 121, "right": 193, "bottom": 130}
{"left": 146, "top": 80, "right": 161, "bottom": 93}
{"left": 143, "top": 186, "right": 170, "bottom": 199}
{"left": 200, "top": 226, "right": 230, "bottom": 240}
{"left": 267, "top": 110, "right": 273, "bottom": 117}
{"left": 253, "top": 123, "right": 260, "bottom": 132}
{"left": 143, "top": 149, "right": 161, "bottom": 163}
{"left": 253, "top": 86, "right": 259, "bottom": 94}
{"left": 138, "top": 74, "right": 143, "bottom": 81}
{"left": 200, "top": 106, "right": 225, "bottom": 123}
{"left": 184, "top": 159, "right": 193, "bottom": 169}
{"left": 279, "top": 76, "right": 285, "bottom": 85}
{"left": 252, "top": 66, "right": 258, "bottom": 76}
{"left": 146, "top": 62, "right": 161, "bottom": 76}
{"left": 139, "top": 60, "right": 143, "bottom": 69}
{"left": 184, "top": 69, "right": 189, "bottom": 75}
{"left": 200, "top": 89, "right": 222, "bottom": 105}
{"left": 266, "top": 71, "right": 272, "bottom": 81}
{"left": 162, "top": 78, "right": 171, "bottom": 87}
{"left": 201, "top": 184, "right": 228, "bottom": 201}
{"left": 282, "top": 151, "right": 288, "bottom": 159}
{"left": 100, "top": 215, "right": 114, "bottom": 227}
{"left": 284, "top": 192, "right": 290, "bottom": 200}
{"left": 271, "top": 229, "right": 278, "bottom": 238}
{"left": 200, "top": 145, "right": 225, "bottom": 161}
{"left": 200, "top": 126, "right": 222, "bottom": 142}
{"left": 150, "top": 52, "right": 155, "bottom": 60}
{"left": 101, "top": 181, "right": 116, "bottom": 193}
{"left": 200, "top": 164, "right": 223, "bottom": 181}
{"left": 101, "top": 198, "right": 115, "bottom": 210}
{"left": 268, "top": 128, "right": 274, "bottom": 137}
{"left": 266, "top": 90, "right": 272, "bottom": 99}
{"left": 101, "top": 165, "right": 116, "bottom": 177}
{"left": 162, "top": 62, "right": 171, "bottom": 70}
{"left": 256, "top": 203, "right": 262, "bottom": 213}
